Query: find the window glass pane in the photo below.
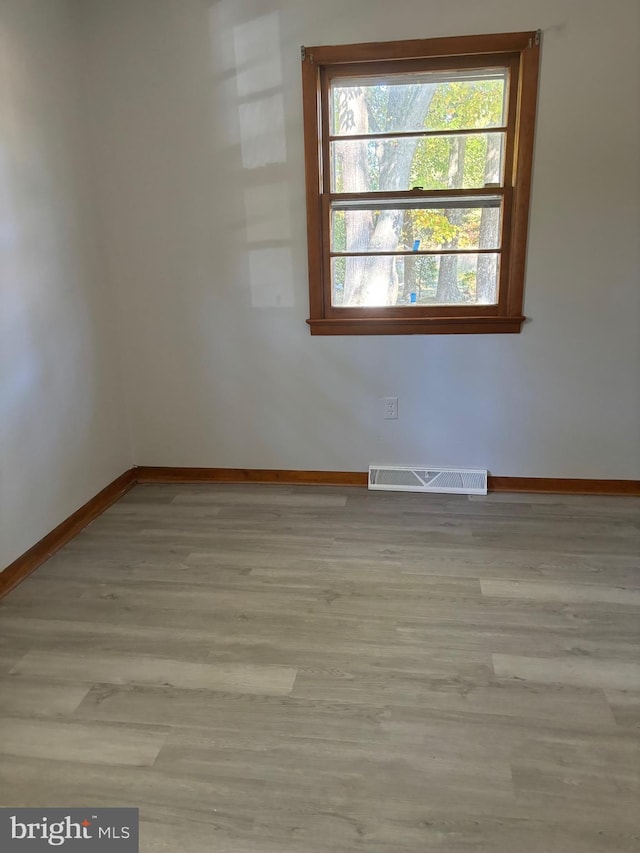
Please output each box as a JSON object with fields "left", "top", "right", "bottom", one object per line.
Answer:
{"left": 331, "top": 132, "right": 504, "bottom": 192}
{"left": 331, "top": 205, "right": 501, "bottom": 252}
{"left": 330, "top": 69, "right": 507, "bottom": 135}
{"left": 331, "top": 253, "right": 499, "bottom": 307}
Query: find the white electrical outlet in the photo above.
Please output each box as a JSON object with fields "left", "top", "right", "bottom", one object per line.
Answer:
{"left": 383, "top": 397, "right": 398, "bottom": 419}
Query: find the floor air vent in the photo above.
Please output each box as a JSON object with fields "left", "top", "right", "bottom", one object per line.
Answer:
{"left": 368, "top": 465, "right": 487, "bottom": 496}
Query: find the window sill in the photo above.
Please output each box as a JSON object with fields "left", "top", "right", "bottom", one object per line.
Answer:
{"left": 307, "top": 315, "right": 525, "bottom": 336}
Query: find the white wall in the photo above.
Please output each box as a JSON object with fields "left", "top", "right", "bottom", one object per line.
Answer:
{"left": 81, "top": 0, "right": 639, "bottom": 477}
{"left": 0, "top": 0, "right": 132, "bottom": 568}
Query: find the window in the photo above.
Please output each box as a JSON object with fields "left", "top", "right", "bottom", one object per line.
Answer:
{"left": 301, "top": 32, "right": 540, "bottom": 335}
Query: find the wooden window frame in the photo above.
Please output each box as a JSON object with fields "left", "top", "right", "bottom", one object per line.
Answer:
{"left": 301, "top": 31, "right": 541, "bottom": 335}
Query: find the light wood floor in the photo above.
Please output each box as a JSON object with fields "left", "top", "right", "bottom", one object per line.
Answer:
{"left": 1, "top": 484, "right": 639, "bottom": 852}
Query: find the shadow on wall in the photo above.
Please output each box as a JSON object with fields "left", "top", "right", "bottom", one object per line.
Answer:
{"left": 213, "top": 3, "right": 293, "bottom": 310}
{"left": 166, "top": 0, "right": 384, "bottom": 468}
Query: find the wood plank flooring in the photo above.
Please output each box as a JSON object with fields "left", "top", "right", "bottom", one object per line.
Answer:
{"left": 0, "top": 484, "right": 639, "bottom": 852}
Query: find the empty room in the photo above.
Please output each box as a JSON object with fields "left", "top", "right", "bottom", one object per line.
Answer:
{"left": 1, "top": 0, "right": 639, "bottom": 851}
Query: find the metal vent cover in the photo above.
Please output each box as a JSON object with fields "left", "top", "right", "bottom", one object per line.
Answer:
{"left": 368, "top": 465, "right": 487, "bottom": 495}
